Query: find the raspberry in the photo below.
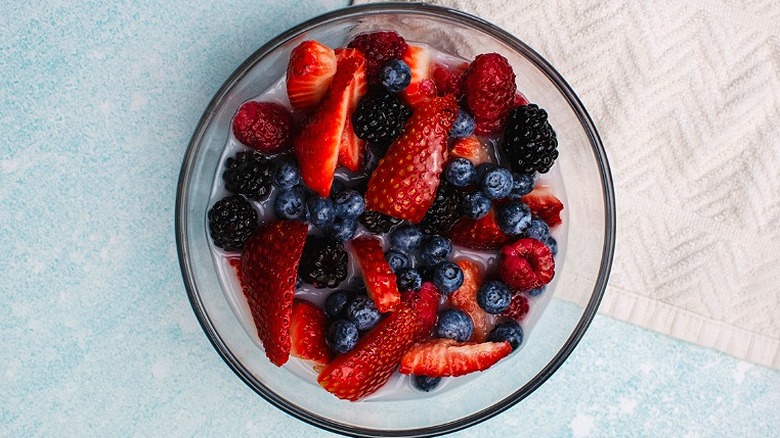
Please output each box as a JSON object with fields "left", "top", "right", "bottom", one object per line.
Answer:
{"left": 222, "top": 151, "right": 274, "bottom": 200}
{"left": 298, "top": 235, "right": 349, "bottom": 289}
{"left": 501, "top": 104, "right": 559, "bottom": 174}
{"left": 498, "top": 238, "right": 555, "bottom": 292}
{"left": 463, "top": 53, "right": 516, "bottom": 135}
{"left": 232, "top": 101, "right": 294, "bottom": 154}
{"left": 418, "top": 181, "right": 463, "bottom": 235}
{"left": 352, "top": 91, "right": 412, "bottom": 148}
{"left": 348, "top": 31, "right": 408, "bottom": 85}
{"left": 501, "top": 293, "right": 530, "bottom": 321}
{"left": 431, "top": 63, "right": 465, "bottom": 97}
{"left": 207, "top": 195, "right": 258, "bottom": 251}
{"left": 359, "top": 210, "right": 402, "bottom": 234}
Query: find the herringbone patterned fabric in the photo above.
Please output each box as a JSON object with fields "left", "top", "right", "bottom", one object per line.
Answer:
{"left": 356, "top": 0, "right": 780, "bottom": 368}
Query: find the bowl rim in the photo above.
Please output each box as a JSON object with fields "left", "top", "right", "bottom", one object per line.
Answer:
{"left": 175, "top": 2, "right": 616, "bottom": 436}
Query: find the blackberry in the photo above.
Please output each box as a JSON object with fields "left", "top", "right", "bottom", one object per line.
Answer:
{"left": 418, "top": 182, "right": 463, "bottom": 235}
{"left": 222, "top": 151, "right": 274, "bottom": 200}
{"left": 359, "top": 210, "right": 402, "bottom": 234}
{"left": 207, "top": 195, "right": 258, "bottom": 251}
{"left": 501, "top": 104, "right": 559, "bottom": 174}
{"left": 298, "top": 235, "right": 349, "bottom": 289}
{"left": 352, "top": 91, "right": 412, "bottom": 148}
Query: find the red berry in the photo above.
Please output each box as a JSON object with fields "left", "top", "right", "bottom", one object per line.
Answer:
{"left": 502, "top": 293, "right": 530, "bottom": 321}
{"left": 402, "top": 78, "right": 437, "bottom": 110}
{"left": 335, "top": 48, "right": 369, "bottom": 172}
{"left": 286, "top": 40, "right": 337, "bottom": 112}
{"left": 448, "top": 259, "right": 490, "bottom": 342}
{"left": 498, "top": 238, "right": 555, "bottom": 292}
{"left": 522, "top": 186, "right": 564, "bottom": 227}
{"left": 364, "top": 95, "right": 459, "bottom": 223}
{"left": 513, "top": 92, "right": 529, "bottom": 107}
{"left": 318, "top": 284, "right": 440, "bottom": 401}
{"left": 431, "top": 62, "right": 467, "bottom": 97}
{"left": 463, "top": 53, "right": 516, "bottom": 135}
{"left": 348, "top": 31, "right": 408, "bottom": 85}
{"left": 350, "top": 236, "right": 400, "bottom": 313}
{"left": 449, "top": 209, "right": 512, "bottom": 250}
{"left": 399, "top": 338, "right": 512, "bottom": 377}
{"left": 240, "top": 220, "right": 308, "bottom": 366}
{"left": 399, "top": 44, "right": 433, "bottom": 108}
{"left": 449, "top": 136, "right": 492, "bottom": 166}
{"left": 232, "top": 101, "right": 294, "bottom": 154}
{"left": 290, "top": 299, "right": 333, "bottom": 365}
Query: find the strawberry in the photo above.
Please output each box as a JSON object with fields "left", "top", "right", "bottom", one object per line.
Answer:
{"left": 286, "top": 40, "right": 338, "bottom": 112}
{"left": 399, "top": 339, "right": 512, "bottom": 377}
{"left": 463, "top": 53, "right": 516, "bottom": 135}
{"left": 449, "top": 209, "right": 512, "bottom": 250}
{"left": 318, "top": 284, "right": 440, "bottom": 401}
{"left": 290, "top": 299, "right": 333, "bottom": 365}
{"left": 350, "top": 236, "right": 400, "bottom": 313}
{"left": 449, "top": 136, "right": 492, "bottom": 165}
{"left": 232, "top": 101, "right": 294, "bottom": 154}
{"left": 522, "top": 186, "right": 564, "bottom": 227}
{"left": 364, "top": 95, "right": 459, "bottom": 223}
{"left": 295, "top": 53, "right": 366, "bottom": 196}
{"left": 502, "top": 292, "right": 530, "bottom": 321}
{"left": 347, "top": 31, "right": 408, "bottom": 85}
{"left": 499, "top": 238, "right": 555, "bottom": 292}
{"left": 431, "top": 62, "right": 467, "bottom": 97}
{"left": 240, "top": 220, "right": 308, "bottom": 366}
{"left": 399, "top": 44, "right": 433, "bottom": 108}
{"left": 513, "top": 91, "right": 529, "bottom": 107}
{"left": 448, "top": 259, "right": 490, "bottom": 342}
{"left": 335, "top": 48, "right": 368, "bottom": 172}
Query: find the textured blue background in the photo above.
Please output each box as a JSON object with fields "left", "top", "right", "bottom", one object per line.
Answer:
{"left": 1, "top": 1, "right": 779, "bottom": 436}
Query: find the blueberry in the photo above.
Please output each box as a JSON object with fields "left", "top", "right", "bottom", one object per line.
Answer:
{"left": 333, "top": 190, "right": 365, "bottom": 219}
{"left": 272, "top": 160, "right": 301, "bottom": 189}
{"left": 528, "top": 286, "right": 546, "bottom": 297}
{"left": 273, "top": 186, "right": 307, "bottom": 220}
{"left": 475, "top": 163, "right": 496, "bottom": 181}
{"left": 418, "top": 236, "right": 452, "bottom": 266}
{"left": 380, "top": 59, "right": 412, "bottom": 93}
{"left": 385, "top": 249, "right": 412, "bottom": 273}
{"left": 328, "top": 217, "right": 358, "bottom": 241}
{"left": 306, "top": 196, "right": 335, "bottom": 229}
{"left": 397, "top": 268, "right": 422, "bottom": 292}
{"left": 487, "top": 320, "right": 524, "bottom": 350}
{"left": 432, "top": 261, "right": 464, "bottom": 294}
{"left": 347, "top": 295, "right": 381, "bottom": 330}
{"left": 480, "top": 167, "right": 513, "bottom": 199}
{"left": 412, "top": 375, "right": 441, "bottom": 392}
{"left": 497, "top": 202, "right": 532, "bottom": 236}
{"left": 327, "top": 319, "right": 359, "bottom": 353}
{"left": 477, "top": 281, "right": 512, "bottom": 314}
{"left": 389, "top": 225, "right": 424, "bottom": 252}
{"left": 362, "top": 144, "right": 383, "bottom": 173}
{"left": 461, "top": 191, "right": 491, "bottom": 220}
{"left": 324, "top": 290, "right": 352, "bottom": 320}
{"left": 524, "top": 218, "right": 550, "bottom": 242}
{"left": 449, "top": 110, "right": 475, "bottom": 138}
{"left": 349, "top": 277, "right": 367, "bottom": 294}
{"left": 509, "top": 172, "right": 534, "bottom": 200}
{"left": 545, "top": 236, "right": 558, "bottom": 256}
{"left": 445, "top": 158, "right": 476, "bottom": 188}
{"left": 436, "top": 309, "right": 474, "bottom": 342}
{"left": 329, "top": 178, "right": 346, "bottom": 198}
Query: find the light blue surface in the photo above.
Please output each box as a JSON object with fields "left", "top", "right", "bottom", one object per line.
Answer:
{"left": 1, "top": 1, "right": 779, "bottom": 436}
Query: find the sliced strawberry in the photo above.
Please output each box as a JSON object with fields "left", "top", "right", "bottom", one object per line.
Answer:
{"left": 240, "top": 221, "right": 308, "bottom": 366}
{"left": 286, "top": 40, "right": 338, "bottom": 112}
{"left": 448, "top": 259, "right": 490, "bottom": 342}
{"left": 295, "top": 54, "right": 366, "bottom": 196}
{"left": 522, "top": 186, "right": 564, "bottom": 227}
{"left": 499, "top": 238, "right": 555, "bottom": 292}
{"left": 334, "top": 48, "right": 368, "bottom": 172}
{"left": 290, "top": 299, "right": 333, "bottom": 365}
{"left": 364, "top": 95, "right": 459, "bottom": 223}
{"left": 502, "top": 292, "right": 530, "bottom": 321}
{"left": 449, "top": 136, "right": 492, "bottom": 165}
{"left": 350, "top": 236, "right": 400, "bottom": 313}
{"left": 449, "top": 209, "right": 512, "bottom": 250}
{"left": 399, "top": 338, "right": 512, "bottom": 377}
{"left": 318, "top": 284, "right": 440, "bottom": 401}
{"left": 399, "top": 44, "right": 432, "bottom": 107}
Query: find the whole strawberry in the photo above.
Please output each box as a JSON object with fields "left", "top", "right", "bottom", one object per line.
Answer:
{"left": 232, "top": 101, "right": 294, "bottom": 154}
{"left": 364, "top": 95, "right": 459, "bottom": 223}
{"left": 463, "top": 53, "right": 516, "bottom": 135}
{"left": 240, "top": 220, "right": 308, "bottom": 366}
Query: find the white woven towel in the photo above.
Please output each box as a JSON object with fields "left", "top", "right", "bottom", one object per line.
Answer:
{"left": 355, "top": 0, "right": 780, "bottom": 369}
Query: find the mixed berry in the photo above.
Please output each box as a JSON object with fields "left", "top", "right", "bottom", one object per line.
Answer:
{"left": 206, "top": 30, "right": 565, "bottom": 401}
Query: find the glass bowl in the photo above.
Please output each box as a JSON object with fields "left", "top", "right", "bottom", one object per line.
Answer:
{"left": 176, "top": 3, "right": 615, "bottom": 436}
